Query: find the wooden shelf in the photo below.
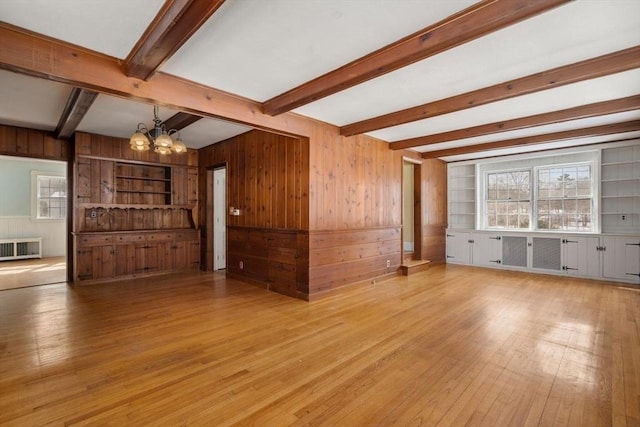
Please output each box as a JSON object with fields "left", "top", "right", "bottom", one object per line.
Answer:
{"left": 80, "top": 203, "right": 195, "bottom": 210}
{"left": 116, "top": 175, "right": 171, "bottom": 182}
{"left": 116, "top": 189, "right": 171, "bottom": 195}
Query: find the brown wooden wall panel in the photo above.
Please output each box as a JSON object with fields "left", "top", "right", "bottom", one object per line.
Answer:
{"left": 308, "top": 226, "right": 401, "bottom": 294}
{"left": 0, "top": 124, "right": 69, "bottom": 160}
{"left": 420, "top": 159, "right": 447, "bottom": 262}
{"left": 199, "top": 129, "right": 308, "bottom": 231}
{"left": 308, "top": 130, "right": 403, "bottom": 230}
{"left": 226, "top": 226, "right": 308, "bottom": 299}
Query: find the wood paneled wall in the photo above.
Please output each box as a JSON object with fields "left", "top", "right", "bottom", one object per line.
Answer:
{"left": 420, "top": 159, "right": 447, "bottom": 262}
{"left": 307, "top": 129, "right": 405, "bottom": 294}
{"left": 199, "top": 129, "right": 310, "bottom": 298}
{"left": 309, "top": 132, "right": 402, "bottom": 230}
{"left": 0, "top": 124, "right": 69, "bottom": 161}
{"left": 199, "top": 124, "right": 446, "bottom": 298}
{"left": 199, "top": 130, "right": 309, "bottom": 230}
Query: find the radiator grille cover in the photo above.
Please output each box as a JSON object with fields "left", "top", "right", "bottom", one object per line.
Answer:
{"left": 502, "top": 236, "right": 528, "bottom": 267}
{"left": 532, "top": 237, "right": 562, "bottom": 271}
{"left": 0, "top": 242, "right": 14, "bottom": 258}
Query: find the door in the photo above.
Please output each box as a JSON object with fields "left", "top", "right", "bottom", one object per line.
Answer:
{"left": 603, "top": 236, "right": 640, "bottom": 282}
{"left": 472, "top": 233, "right": 502, "bottom": 267}
{"left": 562, "top": 236, "right": 600, "bottom": 277}
{"left": 446, "top": 231, "right": 470, "bottom": 264}
{"left": 213, "top": 167, "right": 227, "bottom": 270}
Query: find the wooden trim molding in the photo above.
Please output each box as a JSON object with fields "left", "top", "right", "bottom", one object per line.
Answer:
{"left": 124, "top": 0, "right": 226, "bottom": 81}
{"left": 341, "top": 45, "right": 640, "bottom": 136}
{"left": 390, "top": 95, "right": 640, "bottom": 150}
{"left": 420, "top": 120, "right": 640, "bottom": 159}
{"left": 262, "top": 0, "right": 569, "bottom": 116}
{"left": 55, "top": 87, "right": 99, "bottom": 139}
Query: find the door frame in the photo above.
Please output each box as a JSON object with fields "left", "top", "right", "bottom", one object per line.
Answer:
{"left": 206, "top": 163, "right": 228, "bottom": 271}
{"left": 402, "top": 157, "right": 422, "bottom": 261}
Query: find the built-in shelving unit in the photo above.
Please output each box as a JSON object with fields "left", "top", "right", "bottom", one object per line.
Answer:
{"left": 73, "top": 132, "right": 200, "bottom": 284}
{"left": 448, "top": 164, "right": 476, "bottom": 230}
{"left": 601, "top": 145, "right": 640, "bottom": 234}
{"left": 115, "top": 162, "right": 172, "bottom": 205}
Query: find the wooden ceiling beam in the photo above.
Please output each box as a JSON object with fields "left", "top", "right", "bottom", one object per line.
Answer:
{"left": 342, "top": 45, "right": 640, "bottom": 137}
{"left": 390, "top": 95, "right": 640, "bottom": 150}
{"left": 54, "top": 87, "right": 99, "bottom": 139}
{"left": 124, "top": 0, "right": 226, "bottom": 81}
{"left": 420, "top": 120, "right": 640, "bottom": 159}
{"left": 0, "top": 23, "right": 311, "bottom": 137}
{"left": 262, "top": 0, "right": 570, "bottom": 116}
{"left": 162, "top": 112, "right": 202, "bottom": 130}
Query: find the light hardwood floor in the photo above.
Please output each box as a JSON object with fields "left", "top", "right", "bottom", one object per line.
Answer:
{"left": 0, "top": 256, "right": 66, "bottom": 291}
{"left": 0, "top": 264, "right": 638, "bottom": 426}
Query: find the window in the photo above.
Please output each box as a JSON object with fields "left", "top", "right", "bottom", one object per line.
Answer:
{"left": 485, "top": 170, "right": 531, "bottom": 229}
{"left": 536, "top": 164, "right": 592, "bottom": 231}
{"left": 35, "top": 175, "right": 67, "bottom": 219}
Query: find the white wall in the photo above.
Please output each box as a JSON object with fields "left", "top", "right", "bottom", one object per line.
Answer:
{"left": 0, "top": 156, "right": 66, "bottom": 257}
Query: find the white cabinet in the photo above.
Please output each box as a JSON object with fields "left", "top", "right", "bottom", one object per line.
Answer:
{"left": 446, "top": 229, "right": 640, "bottom": 283}
{"left": 472, "top": 233, "right": 502, "bottom": 267}
{"left": 445, "top": 231, "right": 471, "bottom": 264}
{"left": 562, "top": 236, "right": 601, "bottom": 278}
{"left": 602, "top": 236, "right": 640, "bottom": 283}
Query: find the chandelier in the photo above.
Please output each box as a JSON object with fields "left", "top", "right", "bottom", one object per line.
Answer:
{"left": 129, "top": 106, "right": 187, "bottom": 155}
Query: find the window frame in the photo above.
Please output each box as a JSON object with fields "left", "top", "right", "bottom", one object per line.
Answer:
{"left": 533, "top": 161, "right": 595, "bottom": 233}
{"left": 483, "top": 167, "right": 532, "bottom": 231}
{"left": 31, "top": 170, "right": 67, "bottom": 221}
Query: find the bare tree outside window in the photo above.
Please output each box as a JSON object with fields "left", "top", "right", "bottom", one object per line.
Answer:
{"left": 486, "top": 170, "right": 531, "bottom": 229}
{"left": 537, "top": 165, "right": 592, "bottom": 231}
{"left": 37, "top": 176, "right": 67, "bottom": 219}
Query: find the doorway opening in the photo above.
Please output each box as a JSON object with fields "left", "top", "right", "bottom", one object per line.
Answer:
{"left": 402, "top": 159, "right": 422, "bottom": 262}
{"left": 0, "top": 155, "right": 68, "bottom": 291}
{"left": 207, "top": 166, "right": 227, "bottom": 271}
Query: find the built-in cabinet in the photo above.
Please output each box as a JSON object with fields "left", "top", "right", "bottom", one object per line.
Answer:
{"left": 72, "top": 132, "right": 200, "bottom": 284}
{"left": 446, "top": 230, "right": 639, "bottom": 284}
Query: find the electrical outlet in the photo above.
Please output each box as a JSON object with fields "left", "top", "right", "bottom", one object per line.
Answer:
{"left": 239, "top": 261, "right": 244, "bottom": 269}
{"left": 386, "top": 259, "right": 391, "bottom": 268}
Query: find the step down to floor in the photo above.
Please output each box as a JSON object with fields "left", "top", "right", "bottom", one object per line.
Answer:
{"left": 400, "top": 259, "right": 431, "bottom": 276}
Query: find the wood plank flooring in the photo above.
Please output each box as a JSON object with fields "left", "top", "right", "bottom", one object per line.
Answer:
{"left": 0, "top": 264, "right": 638, "bottom": 426}
{"left": 0, "top": 256, "right": 66, "bottom": 291}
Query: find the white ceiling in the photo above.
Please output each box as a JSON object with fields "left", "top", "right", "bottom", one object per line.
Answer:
{"left": 0, "top": 0, "right": 639, "bottom": 160}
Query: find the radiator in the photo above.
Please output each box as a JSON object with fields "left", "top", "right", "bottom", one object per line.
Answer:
{"left": 0, "top": 238, "right": 42, "bottom": 261}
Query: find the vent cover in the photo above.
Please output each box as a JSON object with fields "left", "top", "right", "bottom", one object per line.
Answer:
{"left": 532, "top": 237, "right": 562, "bottom": 271}
{"left": 0, "top": 242, "right": 14, "bottom": 258}
{"left": 502, "top": 236, "right": 528, "bottom": 267}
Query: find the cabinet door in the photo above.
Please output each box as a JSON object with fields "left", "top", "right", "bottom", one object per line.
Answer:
{"left": 603, "top": 236, "right": 640, "bottom": 282}
{"left": 76, "top": 245, "right": 114, "bottom": 281}
{"left": 173, "top": 241, "right": 189, "bottom": 270}
{"left": 446, "top": 231, "right": 470, "bottom": 264}
{"left": 472, "top": 234, "right": 502, "bottom": 267}
{"left": 189, "top": 240, "right": 201, "bottom": 269}
{"left": 115, "top": 244, "right": 136, "bottom": 276}
{"left": 563, "top": 236, "right": 600, "bottom": 277}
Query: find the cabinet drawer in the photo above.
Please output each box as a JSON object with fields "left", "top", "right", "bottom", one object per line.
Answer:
{"left": 114, "top": 234, "right": 146, "bottom": 244}
{"left": 78, "top": 234, "right": 113, "bottom": 246}
{"left": 175, "top": 230, "right": 199, "bottom": 242}
{"left": 147, "top": 232, "right": 175, "bottom": 242}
